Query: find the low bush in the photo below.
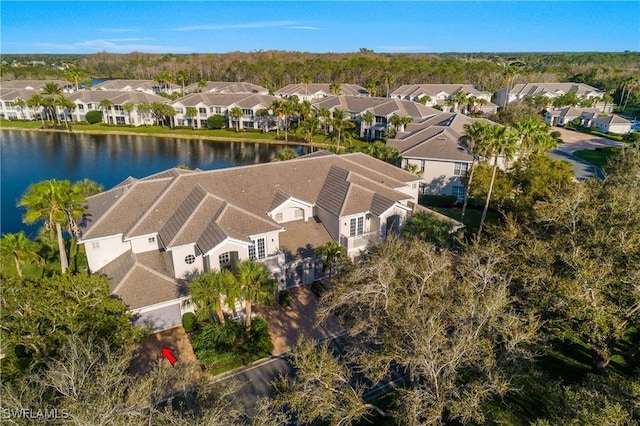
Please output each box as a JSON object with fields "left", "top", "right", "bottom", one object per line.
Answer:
{"left": 419, "top": 194, "right": 458, "bottom": 207}
{"left": 85, "top": 110, "right": 102, "bottom": 124}
{"left": 279, "top": 290, "right": 291, "bottom": 308}
{"left": 190, "top": 316, "right": 273, "bottom": 368}
{"left": 182, "top": 312, "right": 196, "bottom": 332}
{"left": 311, "top": 280, "right": 330, "bottom": 297}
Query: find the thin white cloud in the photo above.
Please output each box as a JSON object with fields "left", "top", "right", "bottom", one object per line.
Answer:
{"left": 287, "top": 26, "right": 321, "bottom": 30}
{"left": 175, "top": 20, "right": 295, "bottom": 31}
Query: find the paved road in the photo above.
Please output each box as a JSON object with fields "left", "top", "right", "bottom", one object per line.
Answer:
{"left": 218, "top": 334, "right": 406, "bottom": 421}
{"left": 547, "top": 127, "right": 624, "bottom": 180}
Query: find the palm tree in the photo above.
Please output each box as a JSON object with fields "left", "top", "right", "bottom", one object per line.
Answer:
{"left": 197, "top": 78, "right": 207, "bottom": 93}
{"left": 276, "top": 147, "right": 299, "bottom": 161}
{"left": 318, "top": 107, "right": 331, "bottom": 136}
{"left": 502, "top": 64, "right": 518, "bottom": 108}
{"left": 14, "top": 97, "right": 26, "bottom": 120}
{"left": 296, "top": 113, "right": 320, "bottom": 151}
{"left": 452, "top": 91, "right": 468, "bottom": 113}
{"left": 329, "top": 82, "right": 342, "bottom": 95}
{"left": 388, "top": 114, "right": 412, "bottom": 133}
{"left": 121, "top": 101, "right": 135, "bottom": 127}
{"left": 361, "top": 110, "right": 374, "bottom": 141}
{"left": 229, "top": 106, "right": 243, "bottom": 132}
{"left": 601, "top": 93, "right": 614, "bottom": 112}
{"left": 477, "top": 125, "right": 518, "bottom": 237}
{"left": 313, "top": 241, "right": 345, "bottom": 283}
{"left": 281, "top": 100, "right": 298, "bottom": 141}
{"left": 154, "top": 71, "right": 175, "bottom": 93}
{"left": 73, "top": 178, "right": 103, "bottom": 198}
{"left": 186, "top": 106, "right": 199, "bottom": 130}
{"left": 42, "top": 82, "right": 64, "bottom": 123}
{"left": 176, "top": 69, "right": 189, "bottom": 95}
{"left": 236, "top": 260, "right": 275, "bottom": 339}
{"left": 459, "top": 121, "right": 489, "bottom": 220}
{"left": 18, "top": 179, "right": 85, "bottom": 274}
{"left": 255, "top": 108, "right": 270, "bottom": 133}
{"left": 0, "top": 232, "right": 43, "bottom": 278}
{"left": 136, "top": 102, "right": 151, "bottom": 127}
{"left": 99, "top": 99, "right": 113, "bottom": 125}
{"left": 270, "top": 100, "right": 283, "bottom": 137}
{"left": 27, "top": 94, "right": 46, "bottom": 126}
{"left": 62, "top": 67, "right": 89, "bottom": 91}
{"left": 329, "top": 108, "right": 355, "bottom": 150}
{"left": 188, "top": 270, "right": 239, "bottom": 325}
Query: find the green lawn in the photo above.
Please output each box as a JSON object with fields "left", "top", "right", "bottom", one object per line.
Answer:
{"left": 427, "top": 205, "right": 501, "bottom": 235}
{"left": 1, "top": 119, "right": 340, "bottom": 148}
{"left": 572, "top": 147, "right": 622, "bottom": 169}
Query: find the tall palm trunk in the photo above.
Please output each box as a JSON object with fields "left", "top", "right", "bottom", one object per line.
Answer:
{"left": 13, "top": 253, "right": 23, "bottom": 278}
{"left": 245, "top": 297, "right": 252, "bottom": 339}
{"left": 55, "top": 222, "right": 69, "bottom": 273}
{"left": 216, "top": 306, "right": 225, "bottom": 325}
{"left": 460, "top": 160, "right": 477, "bottom": 220}
{"left": 478, "top": 157, "right": 498, "bottom": 238}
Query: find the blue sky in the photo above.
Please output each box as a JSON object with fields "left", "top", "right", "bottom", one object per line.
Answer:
{"left": 1, "top": 1, "right": 639, "bottom": 54}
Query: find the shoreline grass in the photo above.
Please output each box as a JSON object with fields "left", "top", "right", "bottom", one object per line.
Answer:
{"left": 0, "top": 119, "right": 349, "bottom": 150}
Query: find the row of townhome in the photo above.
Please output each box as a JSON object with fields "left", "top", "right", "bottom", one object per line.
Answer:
{"left": 78, "top": 151, "right": 423, "bottom": 332}
{"left": 494, "top": 82, "right": 611, "bottom": 112}
{"left": 390, "top": 84, "right": 498, "bottom": 115}
{"left": 544, "top": 106, "right": 632, "bottom": 134}
{"left": 388, "top": 113, "right": 500, "bottom": 199}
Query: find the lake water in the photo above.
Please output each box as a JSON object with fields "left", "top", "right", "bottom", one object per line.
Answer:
{"left": 1, "top": 130, "right": 302, "bottom": 236}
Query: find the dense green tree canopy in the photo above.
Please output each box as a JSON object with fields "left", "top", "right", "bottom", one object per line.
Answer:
{"left": 0, "top": 273, "right": 143, "bottom": 383}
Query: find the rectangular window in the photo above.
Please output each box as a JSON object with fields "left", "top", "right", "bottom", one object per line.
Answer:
{"left": 454, "top": 162, "right": 468, "bottom": 176}
{"left": 175, "top": 107, "right": 183, "bottom": 114}
{"left": 219, "top": 252, "right": 230, "bottom": 265}
{"left": 452, "top": 186, "right": 465, "bottom": 200}
{"left": 294, "top": 209, "right": 303, "bottom": 219}
{"left": 215, "top": 107, "right": 222, "bottom": 114}
{"left": 91, "top": 242, "right": 100, "bottom": 249}
{"left": 242, "top": 108, "right": 252, "bottom": 116}
{"left": 199, "top": 107, "right": 206, "bottom": 114}
{"left": 77, "top": 104, "right": 84, "bottom": 111}
{"left": 349, "top": 217, "right": 364, "bottom": 237}
{"left": 249, "top": 237, "right": 266, "bottom": 260}
{"left": 420, "top": 160, "right": 426, "bottom": 173}
{"left": 275, "top": 212, "right": 283, "bottom": 222}
{"left": 148, "top": 237, "right": 156, "bottom": 244}
{"left": 257, "top": 238, "right": 266, "bottom": 259}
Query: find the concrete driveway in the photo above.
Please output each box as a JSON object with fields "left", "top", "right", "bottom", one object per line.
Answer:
{"left": 546, "top": 127, "right": 625, "bottom": 180}
{"left": 553, "top": 127, "right": 624, "bottom": 154}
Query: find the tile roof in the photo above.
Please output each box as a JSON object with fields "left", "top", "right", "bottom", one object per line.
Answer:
{"left": 172, "top": 92, "right": 277, "bottom": 109}
{"left": 82, "top": 152, "right": 418, "bottom": 249}
{"left": 312, "top": 95, "right": 440, "bottom": 119}
{"left": 275, "top": 83, "right": 369, "bottom": 97}
{"left": 67, "top": 90, "right": 169, "bottom": 105}
{"left": 387, "top": 112, "right": 489, "bottom": 161}
{"left": 184, "top": 81, "right": 269, "bottom": 94}
{"left": 391, "top": 84, "right": 491, "bottom": 99}
{"left": 98, "top": 250, "right": 186, "bottom": 310}
{"left": 93, "top": 79, "right": 180, "bottom": 92}
{"left": 0, "top": 80, "right": 72, "bottom": 91}
{"left": 506, "top": 82, "right": 603, "bottom": 98}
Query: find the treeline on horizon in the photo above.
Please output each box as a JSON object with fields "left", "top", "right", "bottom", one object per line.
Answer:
{"left": 2, "top": 50, "right": 639, "bottom": 96}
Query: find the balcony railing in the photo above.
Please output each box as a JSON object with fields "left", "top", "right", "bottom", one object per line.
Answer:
{"left": 340, "top": 231, "right": 379, "bottom": 251}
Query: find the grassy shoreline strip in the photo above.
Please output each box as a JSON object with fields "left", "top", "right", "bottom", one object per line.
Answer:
{"left": 0, "top": 122, "right": 338, "bottom": 148}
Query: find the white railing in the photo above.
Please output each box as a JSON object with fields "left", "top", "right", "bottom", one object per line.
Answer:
{"left": 340, "top": 231, "right": 379, "bottom": 251}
